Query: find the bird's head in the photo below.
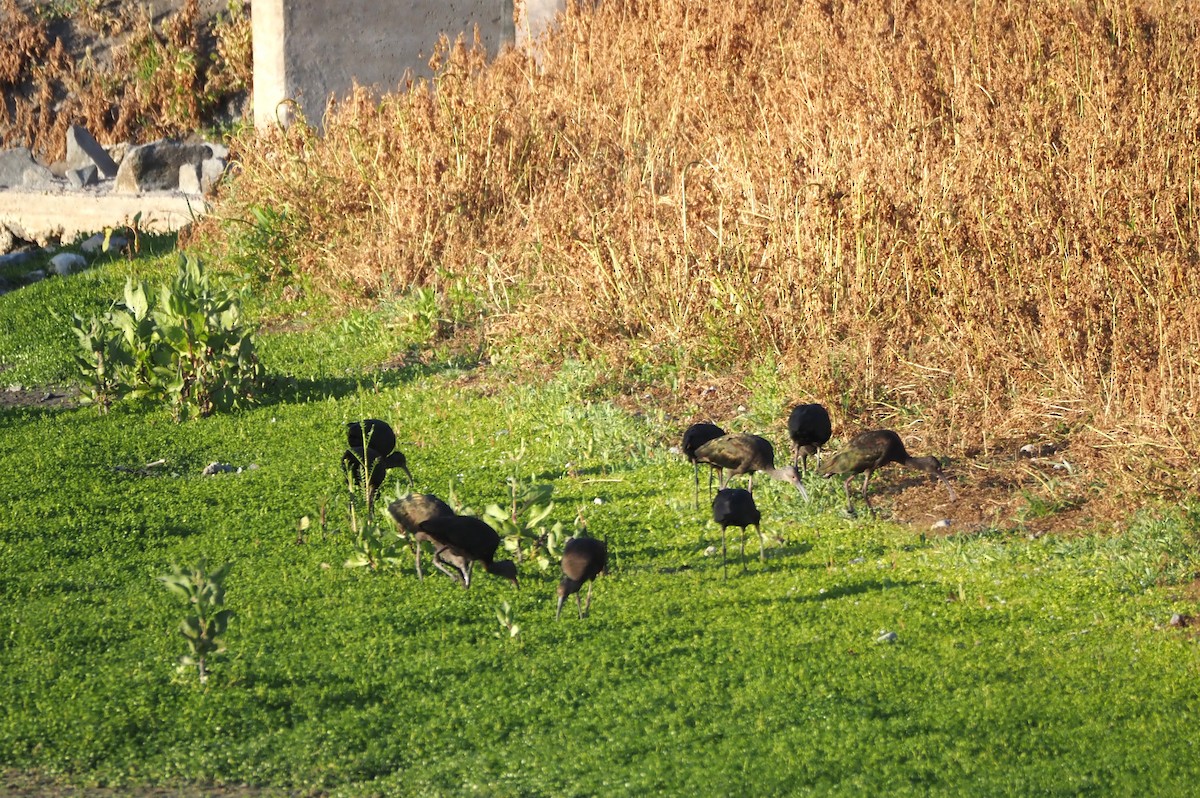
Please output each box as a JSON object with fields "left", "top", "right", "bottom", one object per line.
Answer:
{"left": 909, "top": 456, "right": 958, "bottom": 500}
{"left": 779, "top": 465, "right": 811, "bottom": 502}
{"left": 908, "top": 456, "right": 943, "bottom": 476}
{"left": 489, "top": 559, "right": 520, "bottom": 587}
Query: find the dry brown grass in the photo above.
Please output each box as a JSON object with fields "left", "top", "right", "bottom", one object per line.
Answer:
{"left": 0, "top": 0, "right": 251, "bottom": 160}
{"left": 206, "top": 0, "right": 1200, "bottom": 500}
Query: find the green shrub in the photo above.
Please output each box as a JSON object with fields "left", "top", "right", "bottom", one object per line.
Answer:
{"left": 68, "top": 254, "right": 263, "bottom": 420}
{"left": 157, "top": 560, "right": 234, "bottom": 686}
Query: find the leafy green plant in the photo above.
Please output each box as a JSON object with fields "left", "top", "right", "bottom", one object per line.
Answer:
{"left": 345, "top": 515, "right": 408, "bottom": 571}
{"left": 493, "top": 600, "right": 520, "bottom": 639}
{"left": 68, "top": 254, "right": 263, "bottom": 420}
{"left": 67, "top": 312, "right": 129, "bottom": 411}
{"left": 157, "top": 560, "right": 234, "bottom": 685}
{"left": 483, "top": 478, "right": 557, "bottom": 567}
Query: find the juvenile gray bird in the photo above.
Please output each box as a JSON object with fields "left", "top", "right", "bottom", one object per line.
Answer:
{"left": 385, "top": 493, "right": 456, "bottom": 581}
{"left": 556, "top": 536, "right": 608, "bottom": 620}
{"left": 693, "top": 432, "right": 809, "bottom": 501}
{"left": 414, "top": 514, "right": 519, "bottom": 589}
{"left": 820, "top": 429, "right": 956, "bottom": 514}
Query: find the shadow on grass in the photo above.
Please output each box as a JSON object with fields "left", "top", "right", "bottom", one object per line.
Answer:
{"left": 258, "top": 356, "right": 480, "bottom": 407}
{"left": 789, "top": 578, "right": 919, "bottom": 603}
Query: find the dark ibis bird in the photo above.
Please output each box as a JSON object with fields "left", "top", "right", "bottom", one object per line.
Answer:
{"left": 711, "top": 488, "right": 763, "bottom": 578}
{"left": 342, "top": 419, "right": 414, "bottom": 512}
{"left": 693, "top": 432, "right": 810, "bottom": 501}
{"left": 414, "top": 514, "right": 519, "bottom": 589}
{"left": 681, "top": 422, "right": 726, "bottom": 508}
{"left": 820, "top": 429, "right": 956, "bottom": 514}
{"left": 385, "top": 493, "right": 456, "bottom": 581}
{"left": 348, "top": 418, "right": 397, "bottom": 455}
{"left": 556, "top": 536, "right": 608, "bottom": 620}
{"left": 787, "top": 403, "right": 832, "bottom": 472}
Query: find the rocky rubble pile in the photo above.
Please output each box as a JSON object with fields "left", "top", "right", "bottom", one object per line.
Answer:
{"left": 0, "top": 124, "right": 228, "bottom": 293}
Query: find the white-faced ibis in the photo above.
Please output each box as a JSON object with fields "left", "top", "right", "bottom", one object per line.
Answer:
{"left": 787, "top": 403, "right": 832, "bottom": 472}
{"left": 711, "top": 488, "right": 764, "bottom": 578}
{"left": 681, "top": 422, "right": 726, "bottom": 507}
{"left": 693, "top": 432, "right": 810, "bottom": 501}
{"left": 820, "top": 429, "right": 956, "bottom": 514}
{"left": 556, "top": 536, "right": 608, "bottom": 620}
{"left": 342, "top": 419, "right": 414, "bottom": 512}
{"left": 385, "top": 493, "right": 456, "bottom": 581}
{"left": 414, "top": 514, "right": 519, "bottom": 589}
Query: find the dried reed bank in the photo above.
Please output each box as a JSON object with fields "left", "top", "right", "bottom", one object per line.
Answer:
{"left": 213, "top": 0, "right": 1200, "bottom": 491}
{"left": 0, "top": 0, "right": 250, "bottom": 160}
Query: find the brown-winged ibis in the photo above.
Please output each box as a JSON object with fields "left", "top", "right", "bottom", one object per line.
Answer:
{"left": 787, "top": 403, "right": 832, "bottom": 472}
{"left": 820, "top": 429, "right": 956, "bottom": 514}
{"left": 385, "top": 493, "right": 456, "bottom": 581}
{"left": 711, "top": 488, "right": 764, "bottom": 578}
{"left": 556, "top": 536, "right": 608, "bottom": 620}
{"left": 693, "top": 432, "right": 810, "bottom": 501}
{"left": 414, "top": 514, "right": 519, "bottom": 589}
{"left": 681, "top": 422, "right": 726, "bottom": 508}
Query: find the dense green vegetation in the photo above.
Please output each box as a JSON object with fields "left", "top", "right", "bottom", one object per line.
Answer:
{"left": 1, "top": 250, "right": 1198, "bottom": 796}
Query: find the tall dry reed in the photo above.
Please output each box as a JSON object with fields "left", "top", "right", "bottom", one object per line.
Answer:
{"left": 213, "top": 0, "right": 1200, "bottom": 484}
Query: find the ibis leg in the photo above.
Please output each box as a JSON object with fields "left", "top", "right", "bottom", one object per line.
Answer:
{"left": 721, "top": 525, "right": 728, "bottom": 579}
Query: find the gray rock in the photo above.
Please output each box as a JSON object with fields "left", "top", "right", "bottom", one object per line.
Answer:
{"left": 0, "top": 250, "right": 38, "bottom": 268}
{"left": 25, "top": 269, "right": 46, "bottom": 283}
{"left": 0, "top": 147, "right": 59, "bottom": 190}
{"left": 66, "top": 165, "right": 99, "bottom": 189}
{"left": 115, "top": 140, "right": 213, "bottom": 193}
{"left": 179, "top": 162, "right": 202, "bottom": 194}
{"left": 876, "top": 631, "right": 898, "bottom": 644}
{"left": 205, "top": 142, "right": 230, "bottom": 161}
{"left": 65, "top": 124, "right": 119, "bottom": 178}
{"left": 49, "top": 252, "right": 87, "bottom": 276}
{"left": 0, "top": 148, "right": 42, "bottom": 188}
{"left": 80, "top": 232, "right": 129, "bottom": 255}
{"left": 0, "top": 224, "right": 13, "bottom": 254}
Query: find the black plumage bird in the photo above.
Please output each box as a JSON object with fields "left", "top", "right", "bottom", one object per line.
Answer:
{"left": 414, "top": 514, "right": 519, "bottom": 589}
{"left": 386, "top": 493, "right": 456, "bottom": 581}
{"left": 820, "top": 429, "right": 956, "bottom": 514}
{"left": 693, "top": 432, "right": 809, "bottom": 501}
{"left": 787, "top": 403, "right": 832, "bottom": 472}
{"left": 712, "top": 488, "right": 764, "bottom": 578}
{"left": 681, "top": 422, "right": 726, "bottom": 508}
{"left": 348, "top": 418, "right": 397, "bottom": 456}
{"left": 342, "top": 419, "right": 414, "bottom": 512}
{"left": 556, "top": 536, "right": 608, "bottom": 620}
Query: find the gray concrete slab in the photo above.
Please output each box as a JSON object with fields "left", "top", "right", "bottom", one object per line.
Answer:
{"left": 0, "top": 188, "right": 205, "bottom": 246}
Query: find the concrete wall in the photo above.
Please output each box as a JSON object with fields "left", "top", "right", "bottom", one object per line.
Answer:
{"left": 252, "top": 0, "right": 566, "bottom": 130}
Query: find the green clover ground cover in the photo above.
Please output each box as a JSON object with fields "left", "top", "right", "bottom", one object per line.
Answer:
{"left": 1, "top": 252, "right": 1199, "bottom": 796}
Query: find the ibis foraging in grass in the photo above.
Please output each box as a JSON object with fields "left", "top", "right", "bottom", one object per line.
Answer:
{"left": 414, "top": 514, "right": 519, "bottom": 589}
{"left": 787, "top": 403, "right": 832, "bottom": 472}
{"left": 681, "top": 422, "right": 727, "bottom": 508}
{"left": 556, "top": 536, "right": 608, "bottom": 620}
{"left": 385, "top": 493, "right": 456, "bottom": 581}
{"left": 711, "top": 488, "right": 763, "bottom": 578}
{"left": 693, "top": 432, "right": 809, "bottom": 501}
{"left": 820, "top": 429, "right": 956, "bottom": 514}
{"left": 342, "top": 419, "right": 414, "bottom": 513}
